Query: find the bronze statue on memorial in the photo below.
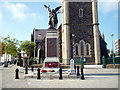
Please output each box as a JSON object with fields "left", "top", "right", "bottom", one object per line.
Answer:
{"left": 44, "top": 5, "right": 61, "bottom": 30}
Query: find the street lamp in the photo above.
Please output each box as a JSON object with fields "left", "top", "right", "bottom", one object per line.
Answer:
{"left": 111, "top": 34, "right": 115, "bottom": 68}
{"left": 34, "top": 28, "right": 36, "bottom": 61}
{"left": 0, "top": 36, "right": 2, "bottom": 62}
{"left": 72, "top": 34, "right": 75, "bottom": 59}
{"left": 38, "top": 34, "right": 42, "bottom": 64}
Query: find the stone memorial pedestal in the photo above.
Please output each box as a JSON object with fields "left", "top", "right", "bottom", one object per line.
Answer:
{"left": 45, "top": 30, "right": 58, "bottom": 57}
{"left": 43, "top": 30, "right": 59, "bottom": 68}
{"left": 69, "top": 59, "right": 76, "bottom": 75}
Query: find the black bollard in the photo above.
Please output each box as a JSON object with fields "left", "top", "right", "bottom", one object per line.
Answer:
{"left": 4, "top": 62, "right": 8, "bottom": 67}
{"left": 74, "top": 65, "right": 76, "bottom": 72}
{"left": 81, "top": 67, "right": 85, "bottom": 80}
{"left": 37, "top": 68, "right": 40, "bottom": 79}
{"left": 77, "top": 66, "right": 80, "bottom": 77}
{"left": 31, "top": 67, "right": 34, "bottom": 72}
{"left": 25, "top": 67, "right": 28, "bottom": 74}
{"left": 59, "top": 68, "right": 62, "bottom": 80}
{"left": 15, "top": 68, "right": 19, "bottom": 79}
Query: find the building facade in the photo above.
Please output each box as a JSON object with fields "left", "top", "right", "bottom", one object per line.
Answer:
{"left": 31, "top": 0, "right": 108, "bottom": 65}
{"left": 61, "top": 0, "right": 108, "bottom": 64}
{"left": 31, "top": 29, "right": 47, "bottom": 63}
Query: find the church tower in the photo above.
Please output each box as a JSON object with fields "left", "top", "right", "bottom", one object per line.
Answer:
{"left": 62, "top": 0, "right": 101, "bottom": 64}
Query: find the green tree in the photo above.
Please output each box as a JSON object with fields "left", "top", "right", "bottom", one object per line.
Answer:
{"left": 0, "top": 35, "right": 20, "bottom": 57}
{"left": 20, "top": 40, "right": 35, "bottom": 58}
{"left": 0, "top": 43, "right": 5, "bottom": 56}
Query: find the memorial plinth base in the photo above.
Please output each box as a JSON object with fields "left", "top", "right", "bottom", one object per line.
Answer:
{"left": 43, "top": 29, "right": 59, "bottom": 69}
{"left": 43, "top": 57, "right": 59, "bottom": 68}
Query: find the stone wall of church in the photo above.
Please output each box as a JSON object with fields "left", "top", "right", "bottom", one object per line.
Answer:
{"left": 68, "top": 2, "right": 95, "bottom": 64}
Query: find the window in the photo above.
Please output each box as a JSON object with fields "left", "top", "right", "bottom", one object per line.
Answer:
{"left": 38, "top": 34, "right": 42, "bottom": 40}
{"left": 79, "top": 8, "right": 83, "bottom": 17}
{"left": 80, "top": 41, "right": 84, "bottom": 56}
{"left": 75, "top": 45, "right": 78, "bottom": 56}
{"left": 86, "top": 44, "right": 90, "bottom": 56}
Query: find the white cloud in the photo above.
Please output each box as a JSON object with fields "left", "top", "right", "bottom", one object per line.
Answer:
{"left": 98, "top": 0, "right": 119, "bottom": 2}
{"left": 1, "top": 0, "right": 62, "bottom": 2}
{"left": 98, "top": 0, "right": 119, "bottom": 14}
{"left": 3, "top": 2, "right": 28, "bottom": 20}
{"left": 30, "top": 13, "right": 44, "bottom": 20}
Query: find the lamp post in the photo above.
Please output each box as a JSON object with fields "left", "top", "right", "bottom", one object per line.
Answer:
{"left": 34, "top": 28, "right": 36, "bottom": 61}
{"left": 111, "top": 34, "right": 115, "bottom": 68}
{"left": 0, "top": 36, "right": 2, "bottom": 62}
{"left": 72, "top": 34, "right": 75, "bottom": 59}
{"left": 38, "top": 34, "right": 42, "bottom": 64}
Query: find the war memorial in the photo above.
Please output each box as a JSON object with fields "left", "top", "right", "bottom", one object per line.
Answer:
{"left": 0, "top": 0, "right": 119, "bottom": 89}
{"left": 31, "top": 0, "right": 108, "bottom": 65}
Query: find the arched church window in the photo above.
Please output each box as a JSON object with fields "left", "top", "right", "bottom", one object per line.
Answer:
{"left": 38, "top": 34, "right": 42, "bottom": 42}
{"left": 86, "top": 44, "right": 90, "bottom": 56}
{"left": 75, "top": 44, "right": 78, "bottom": 56}
{"left": 79, "top": 8, "right": 83, "bottom": 17}
{"left": 80, "top": 41, "right": 84, "bottom": 56}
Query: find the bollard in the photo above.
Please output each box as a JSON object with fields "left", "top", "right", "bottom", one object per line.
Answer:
{"left": 74, "top": 65, "right": 76, "bottom": 72}
{"left": 25, "top": 67, "right": 28, "bottom": 74}
{"left": 77, "top": 66, "right": 80, "bottom": 77}
{"left": 37, "top": 68, "right": 41, "bottom": 79}
{"left": 15, "top": 68, "right": 19, "bottom": 79}
{"left": 59, "top": 68, "right": 62, "bottom": 80}
{"left": 4, "top": 62, "right": 8, "bottom": 67}
{"left": 81, "top": 67, "right": 85, "bottom": 80}
{"left": 31, "top": 67, "right": 34, "bottom": 72}
{"left": 102, "top": 56, "right": 106, "bottom": 68}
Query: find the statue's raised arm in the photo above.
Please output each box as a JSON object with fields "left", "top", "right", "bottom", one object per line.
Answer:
{"left": 44, "top": 5, "right": 61, "bottom": 30}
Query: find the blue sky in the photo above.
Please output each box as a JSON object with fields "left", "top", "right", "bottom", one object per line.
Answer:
{"left": 0, "top": 0, "right": 119, "bottom": 51}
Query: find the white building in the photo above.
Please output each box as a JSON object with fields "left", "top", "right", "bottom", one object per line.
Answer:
{"left": 0, "top": 53, "right": 12, "bottom": 62}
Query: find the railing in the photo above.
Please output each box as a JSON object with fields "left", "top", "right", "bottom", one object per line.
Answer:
{"left": 106, "top": 57, "right": 120, "bottom": 64}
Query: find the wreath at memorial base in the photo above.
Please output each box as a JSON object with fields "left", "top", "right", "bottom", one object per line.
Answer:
{"left": 41, "top": 70, "right": 47, "bottom": 72}
{"left": 46, "top": 63, "right": 57, "bottom": 68}
{"left": 41, "top": 63, "right": 57, "bottom": 72}
{"left": 41, "top": 69, "right": 55, "bottom": 72}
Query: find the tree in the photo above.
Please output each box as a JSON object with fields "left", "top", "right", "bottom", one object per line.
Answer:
{"left": 0, "top": 35, "right": 20, "bottom": 57}
{"left": 0, "top": 43, "right": 5, "bottom": 56}
{"left": 20, "top": 40, "right": 35, "bottom": 58}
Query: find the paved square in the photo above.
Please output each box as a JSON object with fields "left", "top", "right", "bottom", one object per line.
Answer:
{"left": 0, "top": 64, "right": 119, "bottom": 88}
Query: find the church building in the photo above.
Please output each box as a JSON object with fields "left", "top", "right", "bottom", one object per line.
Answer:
{"left": 31, "top": 0, "right": 108, "bottom": 65}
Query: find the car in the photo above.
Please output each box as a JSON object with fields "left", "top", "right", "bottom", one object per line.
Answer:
{"left": 0, "top": 62, "right": 3, "bottom": 66}
{"left": 0, "top": 62, "right": 5, "bottom": 66}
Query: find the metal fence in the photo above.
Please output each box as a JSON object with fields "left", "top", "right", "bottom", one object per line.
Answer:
{"left": 59, "top": 58, "right": 84, "bottom": 65}
{"left": 106, "top": 57, "right": 120, "bottom": 64}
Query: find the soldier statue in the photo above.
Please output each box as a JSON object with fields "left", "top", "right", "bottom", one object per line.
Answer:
{"left": 44, "top": 5, "right": 61, "bottom": 29}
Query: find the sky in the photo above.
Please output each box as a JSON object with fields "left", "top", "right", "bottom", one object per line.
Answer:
{"left": 0, "top": 0, "right": 119, "bottom": 51}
